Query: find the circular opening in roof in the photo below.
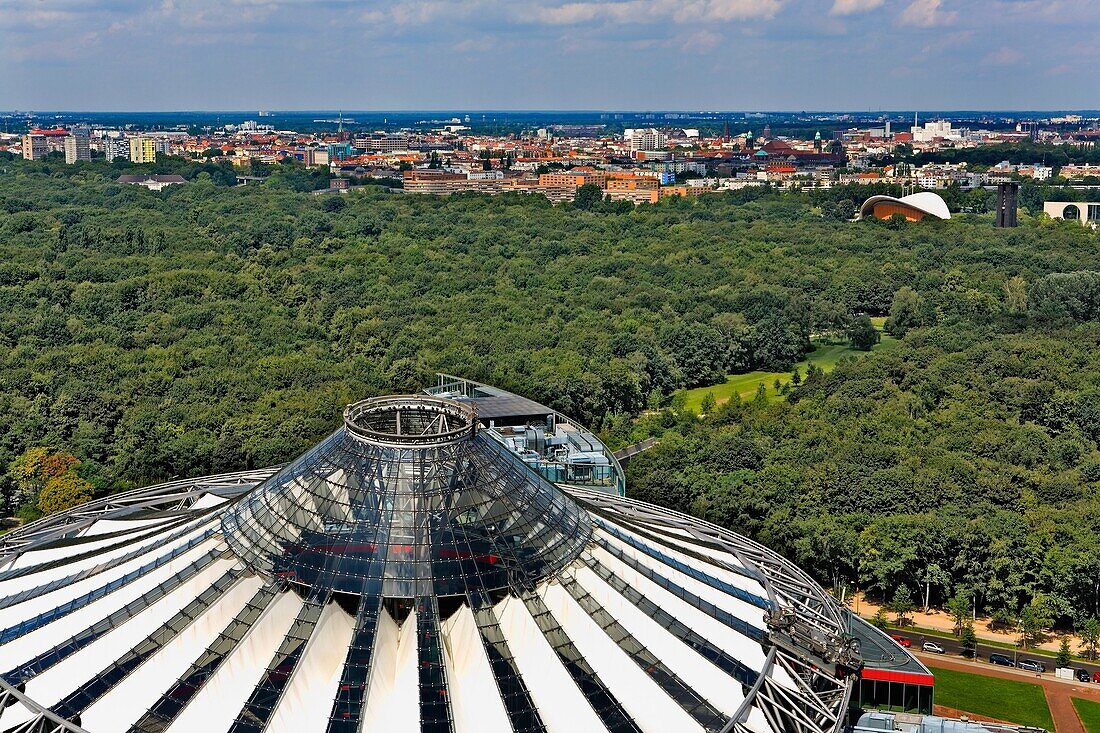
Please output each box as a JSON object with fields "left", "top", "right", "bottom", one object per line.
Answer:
{"left": 344, "top": 395, "right": 477, "bottom": 447}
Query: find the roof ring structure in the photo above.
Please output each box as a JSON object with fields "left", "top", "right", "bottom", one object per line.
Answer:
{"left": 344, "top": 395, "right": 477, "bottom": 448}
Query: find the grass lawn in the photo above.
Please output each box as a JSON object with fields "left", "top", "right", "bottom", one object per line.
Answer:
{"left": 932, "top": 667, "right": 1055, "bottom": 731}
{"left": 1074, "top": 698, "right": 1100, "bottom": 733}
{"left": 680, "top": 333, "right": 898, "bottom": 413}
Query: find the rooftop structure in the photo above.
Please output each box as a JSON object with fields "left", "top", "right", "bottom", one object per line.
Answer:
{"left": 0, "top": 379, "right": 929, "bottom": 733}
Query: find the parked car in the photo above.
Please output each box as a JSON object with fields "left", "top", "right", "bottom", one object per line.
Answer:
{"left": 1094, "top": 671, "right": 1100, "bottom": 684}
{"left": 1077, "top": 669, "right": 1092, "bottom": 683}
{"left": 921, "top": 641, "right": 946, "bottom": 654}
{"left": 890, "top": 634, "right": 912, "bottom": 648}
{"left": 1018, "top": 659, "right": 1046, "bottom": 673}
{"left": 989, "top": 653, "right": 1016, "bottom": 667}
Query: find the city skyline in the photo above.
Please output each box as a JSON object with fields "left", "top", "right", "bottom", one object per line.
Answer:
{"left": 1, "top": 0, "right": 1097, "bottom": 112}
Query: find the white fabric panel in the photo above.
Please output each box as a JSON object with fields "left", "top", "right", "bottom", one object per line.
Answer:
{"left": 495, "top": 595, "right": 607, "bottom": 733}
{"left": 572, "top": 564, "right": 745, "bottom": 716}
{"left": 600, "top": 530, "right": 766, "bottom": 631}
{"left": 359, "top": 609, "right": 399, "bottom": 728}
{"left": 0, "top": 700, "right": 32, "bottom": 730}
{"left": 22, "top": 558, "right": 237, "bottom": 706}
{"left": 80, "top": 574, "right": 264, "bottom": 733}
{"left": 590, "top": 546, "right": 768, "bottom": 673}
{"left": 441, "top": 604, "right": 511, "bottom": 733}
{"left": 360, "top": 609, "right": 420, "bottom": 733}
{"left": 267, "top": 601, "right": 356, "bottom": 733}
{"left": 599, "top": 528, "right": 768, "bottom": 626}
{"left": 166, "top": 590, "right": 304, "bottom": 733}
{"left": 0, "top": 540, "right": 221, "bottom": 666}
{"left": 81, "top": 516, "right": 176, "bottom": 537}
{"left": 608, "top": 522, "right": 771, "bottom": 601}
{"left": 0, "top": 518, "right": 216, "bottom": 595}
{"left": 539, "top": 582, "right": 703, "bottom": 733}
{"left": 745, "top": 704, "right": 775, "bottom": 733}
{"left": 189, "top": 493, "right": 231, "bottom": 510}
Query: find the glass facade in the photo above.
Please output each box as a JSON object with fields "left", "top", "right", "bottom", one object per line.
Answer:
{"left": 222, "top": 397, "right": 591, "bottom": 600}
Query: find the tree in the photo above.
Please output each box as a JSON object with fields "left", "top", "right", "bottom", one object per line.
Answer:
{"left": 1018, "top": 601, "right": 1053, "bottom": 649}
{"left": 573, "top": 184, "right": 604, "bottom": 211}
{"left": 960, "top": 622, "right": 977, "bottom": 658}
{"left": 37, "top": 472, "right": 94, "bottom": 515}
{"left": 1003, "top": 276, "right": 1028, "bottom": 315}
{"left": 700, "top": 392, "right": 717, "bottom": 415}
{"left": 888, "top": 586, "right": 914, "bottom": 627}
{"left": 1078, "top": 617, "right": 1100, "bottom": 661}
{"left": 946, "top": 591, "right": 972, "bottom": 636}
{"left": 870, "top": 608, "right": 890, "bottom": 630}
{"left": 885, "top": 286, "right": 924, "bottom": 337}
{"left": 1058, "top": 636, "right": 1073, "bottom": 668}
{"left": 847, "top": 315, "right": 880, "bottom": 351}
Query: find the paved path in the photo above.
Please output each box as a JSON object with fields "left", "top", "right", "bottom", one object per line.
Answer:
{"left": 917, "top": 654, "right": 1097, "bottom": 733}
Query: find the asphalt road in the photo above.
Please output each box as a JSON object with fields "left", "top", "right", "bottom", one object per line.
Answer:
{"left": 889, "top": 628, "right": 1100, "bottom": 682}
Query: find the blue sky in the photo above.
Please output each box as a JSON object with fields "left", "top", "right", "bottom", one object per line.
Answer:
{"left": 0, "top": 0, "right": 1096, "bottom": 111}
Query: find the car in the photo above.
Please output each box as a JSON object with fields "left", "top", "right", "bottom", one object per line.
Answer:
{"left": 989, "top": 653, "right": 1016, "bottom": 667}
{"left": 1018, "top": 659, "right": 1046, "bottom": 673}
{"left": 1077, "top": 669, "right": 1092, "bottom": 683}
{"left": 890, "top": 634, "right": 912, "bottom": 648}
{"left": 1094, "top": 671, "right": 1100, "bottom": 684}
{"left": 921, "top": 641, "right": 946, "bottom": 653}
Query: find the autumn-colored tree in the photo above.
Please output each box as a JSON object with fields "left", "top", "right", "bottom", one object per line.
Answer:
{"left": 37, "top": 472, "right": 94, "bottom": 515}
{"left": 9, "top": 447, "right": 89, "bottom": 515}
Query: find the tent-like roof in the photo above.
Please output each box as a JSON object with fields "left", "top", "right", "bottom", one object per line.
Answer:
{"left": 0, "top": 389, "right": 923, "bottom": 733}
{"left": 859, "top": 191, "right": 951, "bottom": 220}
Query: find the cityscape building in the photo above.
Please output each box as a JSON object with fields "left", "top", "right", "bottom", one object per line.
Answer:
{"left": 21, "top": 133, "right": 47, "bottom": 160}
{"left": 129, "top": 136, "right": 157, "bottom": 164}
{"left": 63, "top": 127, "right": 91, "bottom": 164}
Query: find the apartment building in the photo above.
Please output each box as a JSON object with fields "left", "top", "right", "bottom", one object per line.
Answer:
{"left": 21, "top": 134, "right": 47, "bottom": 160}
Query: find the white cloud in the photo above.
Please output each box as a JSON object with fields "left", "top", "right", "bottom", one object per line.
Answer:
{"left": 899, "top": 0, "right": 957, "bottom": 27}
{"left": 529, "top": 0, "right": 783, "bottom": 25}
{"left": 829, "top": 0, "right": 884, "bottom": 15}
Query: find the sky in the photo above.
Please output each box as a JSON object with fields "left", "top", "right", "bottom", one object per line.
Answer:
{"left": 0, "top": 0, "right": 1097, "bottom": 111}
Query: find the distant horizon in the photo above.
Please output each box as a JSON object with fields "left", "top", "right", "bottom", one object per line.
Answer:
{"left": 6, "top": 109, "right": 1100, "bottom": 115}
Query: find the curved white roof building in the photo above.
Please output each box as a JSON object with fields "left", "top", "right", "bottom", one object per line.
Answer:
{"left": 859, "top": 192, "right": 951, "bottom": 221}
{"left": 0, "top": 381, "right": 926, "bottom": 733}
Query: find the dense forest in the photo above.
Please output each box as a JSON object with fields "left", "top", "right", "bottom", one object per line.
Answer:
{"left": 3, "top": 158, "right": 1100, "bottom": 630}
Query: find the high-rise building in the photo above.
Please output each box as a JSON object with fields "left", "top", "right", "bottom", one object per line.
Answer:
{"left": 103, "top": 134, "right": 131, "bottom": 161}
{"left": 21, "top": 133, "right": 47, "bottom": 160}
{"left": 63, "top": 127, "right": 91, "bottom": 164}
{"left": 626, "top": 128, "right": 667, "bottom": 154}
{"left": 129, "top": 136, "right": 157, "bottom": 163}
